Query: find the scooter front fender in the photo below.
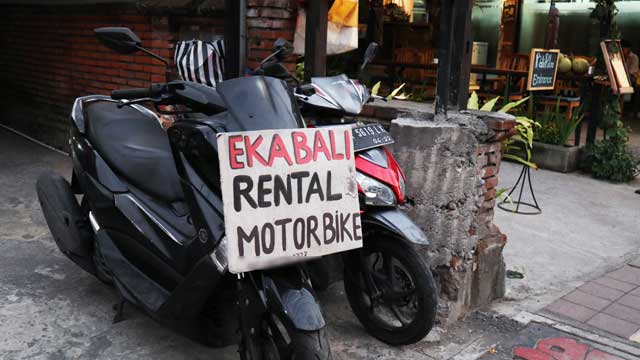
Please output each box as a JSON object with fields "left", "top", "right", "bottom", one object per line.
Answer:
{"left": 260, "top": 270, "right": 325, "bottom": 331}
{"left": 362, "top": 208, "right": 430, "bottom": 246}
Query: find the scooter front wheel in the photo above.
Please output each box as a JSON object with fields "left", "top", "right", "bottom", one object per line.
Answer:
{"left": 239, "top": 316, "right": 331, "bottom": 360}
{"left": 343, "top": 235, "right": 437, "bottom": 345}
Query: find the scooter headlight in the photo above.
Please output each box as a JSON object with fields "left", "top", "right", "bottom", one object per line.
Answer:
{"left": 356, "top": 171, "right": 396, "bottom": 206}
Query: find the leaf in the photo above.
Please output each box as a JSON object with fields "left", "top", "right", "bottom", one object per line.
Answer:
{"left": 498, "top": 96, "right": 530, "bottom": 113}
{"left": 467, "top": 91, "right": 479, "bottom": 110}
{"left": 503, "top": 153, "right": 538, "bottom": 169}
{"left": 480, "top": 96, "right": 500, "bottom": 112}
{"left": 527, "top": 126, "right": 534, "bottom": 149}
{"left": 387, "top": 83, "right": 406, "bottom": 100}
{"left": 371, "top": 81, "right": 381, "bottom": 96}
{"left": 394, "top": 92, "right": 409, "bottom": 100}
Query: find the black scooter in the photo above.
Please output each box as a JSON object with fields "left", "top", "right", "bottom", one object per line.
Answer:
{"left": 36, "top": 27, "right": 331, "bottom": 359}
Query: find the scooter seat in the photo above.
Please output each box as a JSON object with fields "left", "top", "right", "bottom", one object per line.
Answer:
{"left": 86, "top": 101, "right": 184, "bottom": 203}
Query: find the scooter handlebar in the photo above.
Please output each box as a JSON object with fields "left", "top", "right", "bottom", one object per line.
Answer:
{"left": 111, "top": 84, "right": 165, "bottom": 100}
{"left": 111, "top": 87, "right": 151, "bottom": 100}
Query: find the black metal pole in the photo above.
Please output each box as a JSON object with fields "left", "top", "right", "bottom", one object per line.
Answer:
{"left": 435, "top": 0, "right": 455, "bottom": 115}
{"left": 224, "top": 0, "right": 247, "bottom": 79}
{"left": 449, "top": 0, "right": 473, "bottom": 110}
{"left": 304, "top": 0, "right": 328, "bottom": 82}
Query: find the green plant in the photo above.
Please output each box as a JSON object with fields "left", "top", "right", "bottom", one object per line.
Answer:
{"left": 296, "top": 62, "right": 304, "bottom": 80}
{"left": 370, "top": 81, "right": 407, "bottom": 100}
{"left": 586, "top": 129, "right": 639, "bottom": 182}
{"left": 536, "top": 100, "right": 584, "bottom": 146}
{"left": 468, "top": 93, "right": 539, "bottom": 169}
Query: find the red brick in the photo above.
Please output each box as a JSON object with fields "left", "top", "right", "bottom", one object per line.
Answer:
{"left": 486, "top": 118, "right": 516, "bottom": 131}
{"left": 484, "top": 188, "right": 496, "bottom": 201}
{"left": 563, "top": 290, "right": 612, "bottom": 311}
{"left": 482, "top": 199, "right": 495, "bottom": 210}
{"left": 608, "top": 266, "right": 640, "bottom": 286}
{"left": 603, "top": 303, "right": 640, "bottom": 326}
{"left": 484, "top": 176, "right": 498, "bottom": 190}
{"left": 544, "top": 299, "right": 597, "bottom": 323}
{"left": 593, "top": 276, "right": 638, "bottom": 293}
{"left": 587, "top": 313, "right": 640, "bottom": 338}
{"left": 617, "top": 294, "right": 640, "bottom": 311}
{"left": 483, "top": 166, "right": 498, "bottom": 178}
{"left": 577, "top": 282, "right": 626, "bottom": 301}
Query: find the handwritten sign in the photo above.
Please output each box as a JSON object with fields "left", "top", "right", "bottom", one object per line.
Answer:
{"left": 217, "top": 127, "right": 363, "bottom": 273}
{"left": 527, "top": 49, "right": 560, "bottom": 91}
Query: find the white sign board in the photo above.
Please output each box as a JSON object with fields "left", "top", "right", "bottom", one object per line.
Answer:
{"left": 217, "top": 127, "right": 363, "bottom": 274}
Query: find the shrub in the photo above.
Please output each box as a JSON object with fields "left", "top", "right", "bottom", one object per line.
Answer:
{"left": 586, "top": 131, "right": 639, "bottom": 182}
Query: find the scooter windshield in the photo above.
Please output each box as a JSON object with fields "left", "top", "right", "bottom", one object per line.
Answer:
{"left": 311, "top": 74, "right": 366, "bottom": 115}
{"left": 216, "top": 76, "right": 303, "bottom": 131}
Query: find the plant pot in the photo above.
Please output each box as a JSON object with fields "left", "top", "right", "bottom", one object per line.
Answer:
{"left": 531, "top": 141, "right": 584, "bottom": 173}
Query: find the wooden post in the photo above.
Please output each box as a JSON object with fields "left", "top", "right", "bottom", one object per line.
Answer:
{"left": 435, "top": 0, "right": 455, "bottom": 115}
{"left": 304, "top": 0, "right": 328, "bottom": 81}
{"left": 224, "top": 0, "right": 247, "bottom": 79}
{"left": 449, "top": 0, "right": 473, "bottom": 110}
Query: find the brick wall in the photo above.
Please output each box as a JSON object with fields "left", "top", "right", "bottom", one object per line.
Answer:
{"left": 0, "top": 2, "right": 298, "bottom": 148}
{"left": 247, "top": 0, "right": 297, "bottom": 71}
{"left": 472, "top": 113, "right": 516, "bottom": 308}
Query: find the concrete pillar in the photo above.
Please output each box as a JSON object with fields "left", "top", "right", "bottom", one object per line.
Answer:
{"left": 390, "top": 111, "right": 515, "bottom": 323}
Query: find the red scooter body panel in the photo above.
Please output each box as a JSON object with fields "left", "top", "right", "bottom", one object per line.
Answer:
{"left": 355, "top": 147, "right": 405, "bottom": 204}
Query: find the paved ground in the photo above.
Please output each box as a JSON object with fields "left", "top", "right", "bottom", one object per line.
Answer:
{"left": 494, "top": 161, "right": 640, "bottom": 317}
{"left": 542, "top": 265, "right": 640, "bottom": 342}
{"left": 3, "top": 126, "right": 640, "bottom": 359}
{"left": 0, "top": 127, "right": 523, "bottom": 360}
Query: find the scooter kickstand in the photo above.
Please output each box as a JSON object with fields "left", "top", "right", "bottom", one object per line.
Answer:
{"left": 112, "top": 297, "right": 126, "bottom": 324}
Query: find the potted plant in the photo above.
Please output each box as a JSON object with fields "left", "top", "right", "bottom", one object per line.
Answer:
{"left": 531, "top": 100, "right": 585, "bottom": 173}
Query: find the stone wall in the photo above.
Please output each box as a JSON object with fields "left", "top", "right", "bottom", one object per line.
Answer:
{"left": 388, "top": 109, "right": 515, "bottom": 324}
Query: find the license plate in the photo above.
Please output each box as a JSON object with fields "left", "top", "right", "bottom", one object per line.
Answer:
{"left": 352, "top": 124, "right": 394, "bottom": 152}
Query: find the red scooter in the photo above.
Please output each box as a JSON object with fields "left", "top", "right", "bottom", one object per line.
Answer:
{"left": 265, "top": 43, "right": 438, "bottom": 345}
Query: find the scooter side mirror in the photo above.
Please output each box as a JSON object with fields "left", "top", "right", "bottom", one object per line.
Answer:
{"left": 273, "top": 38, "right": 294, "bottom": 60}
{"left": 361, "top": 42, "right": 380, "bottom": 70}
{"left": 296, "top": 84, "right": 316, "bottom": 97}
{"left": 94, "top": 27, "right": 142, "bottom": 55}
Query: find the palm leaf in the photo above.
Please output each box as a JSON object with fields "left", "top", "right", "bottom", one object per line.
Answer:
{"left": 371, "top": 81, "right": 381, "bottom": 96}
{"left": 503, "top": 153, "right": 538, "bottom": 169}
{"left": 467, "top": 91, "right": 479, "bottom": 110}
{"left": 480, "top": 96, "right": 500, "bottom": 112}
{"left": 387, "top": 83, "right": 406, "bottom": 100}
{"left": 498, "top": 96, "right": 530, "bottom": 113}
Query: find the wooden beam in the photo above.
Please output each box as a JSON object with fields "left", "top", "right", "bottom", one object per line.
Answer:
{"left": 224, "top": 0, "right": 246, "bottom": 79}
{"left": 449, "top": 0, "right": 473, "bottom": 110}
{"left": 435, "top": 0, "right": 455, "bottom": 115}
{"left": 304, "top": 0, "right": 328, "bottom": 81}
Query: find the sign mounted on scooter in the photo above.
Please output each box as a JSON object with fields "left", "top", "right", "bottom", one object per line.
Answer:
{"left": 217, "top": 127, "right": 363, "bottom": 274}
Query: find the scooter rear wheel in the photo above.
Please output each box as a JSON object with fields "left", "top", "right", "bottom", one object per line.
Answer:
{"left": 343, "top": 235, "right": 437, "bottom": 345}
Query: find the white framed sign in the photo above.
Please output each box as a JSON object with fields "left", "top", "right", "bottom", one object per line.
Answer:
{"left": 217, "top": 127, "right": 363, "bottom": 274}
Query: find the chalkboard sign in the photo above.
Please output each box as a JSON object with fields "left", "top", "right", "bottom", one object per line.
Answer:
{"left": 527, "top": 49, "right": 560, "bottom": 91}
